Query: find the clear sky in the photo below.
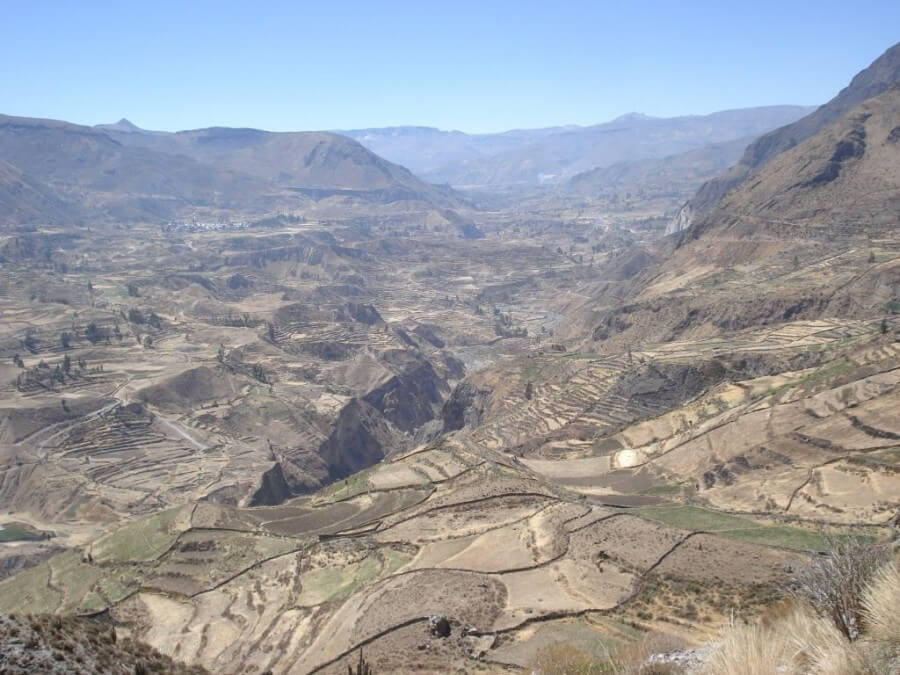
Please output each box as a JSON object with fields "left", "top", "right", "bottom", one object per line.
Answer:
{"left": 2, "top": 1, "right": 898, "bottom": 133}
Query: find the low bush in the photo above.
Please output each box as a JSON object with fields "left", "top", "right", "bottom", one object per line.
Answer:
{"left": 703, "top": 552, "right": 899, "bottom": 674}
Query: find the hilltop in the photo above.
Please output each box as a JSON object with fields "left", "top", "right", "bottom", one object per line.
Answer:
{"left": 0, "top": 114, "right": 465, "bottom": 227}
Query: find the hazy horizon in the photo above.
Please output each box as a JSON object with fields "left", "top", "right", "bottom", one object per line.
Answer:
{"left": 2, "top": 0, "right": 898, "bottom": 134}
{"left": 74, "top": 103, "right": 810, "bottom": 137}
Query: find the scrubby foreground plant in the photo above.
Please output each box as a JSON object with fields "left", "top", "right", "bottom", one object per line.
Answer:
{"left": 703, "top": 540, "right": 899, "bottom": 675}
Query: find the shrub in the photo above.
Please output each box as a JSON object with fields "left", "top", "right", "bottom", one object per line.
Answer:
{"left": 704, "top": 558, "right": 900, "bottom": 675}
{"left": 348, "top": 650, "right": 374, "bottom": 675}
{"left": 861, "top": 561, "right": 900, "bottom": 644}
{"left": 789, "top": 536, "right": 889, "bottom": 640}
{"left": 85, "top": 322, "right": 105, "bottom": 344}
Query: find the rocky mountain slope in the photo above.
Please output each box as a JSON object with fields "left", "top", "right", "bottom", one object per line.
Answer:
{"left": 0, "top": 115, "right": 462, "bottom": 226}
{"left": 0, "top": 159, "right": 78, "bottom": 226}
{"left": 0, "top": 613, "right": 208, "bottom": 674}
{"left": 567, "top": 136, "right": 752, "bottom": 202}
{"left": 670, "top": 41, "right": 900, "bottom": 233}
{"left": 572, "top": 72, "right": 900, "bottom": 354}
{"left": 687, "top": 87, "right": 900, "bottom": 240}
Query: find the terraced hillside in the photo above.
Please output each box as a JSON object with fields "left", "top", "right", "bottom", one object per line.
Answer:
{"left": 0, "top": 311, "right": 894, "bottom": 673}
{"left": 0, "top": 213, "right": 619, "bottom": 567}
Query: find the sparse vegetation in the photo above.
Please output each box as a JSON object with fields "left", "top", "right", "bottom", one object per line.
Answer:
{"left": 0, "top": 614, "right": 208, "bottom": 674}
{"left": 529, "top": 633, "right": 690, "bottom": 675}
{"left": 704, "top": 557, "right": 900, "bottom": 674}
{"left": 348, "top": 651, "right": 374, "bottom": 675}
{"left": 529, "top": 642, "right": 614, "bottom": 674}
{"left": 85, "top": 321, "right": 105, "bottom": 344}
{"left": 251, "top": 362, "right": 268, "bottom": 383}
{"left": 91, "top": 507, "right": 184, "bottom": 563}
{"left": 788, "top": 536, "right": 890, "bottom": 640}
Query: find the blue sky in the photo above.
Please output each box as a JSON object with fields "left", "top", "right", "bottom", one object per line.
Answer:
{"left": 2, "top": 1, "right": 898, "bottom": 133}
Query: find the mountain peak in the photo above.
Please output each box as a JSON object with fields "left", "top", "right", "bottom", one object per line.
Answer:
{"left": 96, "top": 118, "right": 144, "bottom": 133}
{"left": 612, "top": 112, "right": 654, "bottom": 123}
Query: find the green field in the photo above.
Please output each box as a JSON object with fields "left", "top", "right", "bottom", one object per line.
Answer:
{"left": 633, "top": 505, "right": 755, "bottom": 532}
{"left": 632, "top": 504, "right": 848, "bottom": 551}
{"left": 297, "top": 547, "right": 411, "bottom": 606}
{"left": 0, "top": 563, "right": 60, "bottom": 614}
{"left": 320, "top": 466, "right": 376, "bottom": 501}
{"left": 0, "top": 522, "right": 47, "bottom": 542}
{"left": 91, "top": 506, "right": 185, "bottom": 562}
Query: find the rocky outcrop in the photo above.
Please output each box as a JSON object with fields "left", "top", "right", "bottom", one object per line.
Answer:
{"left": 670, "top": 41, "right": 900, "bottom": 232}
{"left": 319, "top": 399, "right": 394, "bottom": 482}
{"left": 665, "top": 202, "right": 694, "bottom": 235}
{"left": 442, "top": 381, "right": 491, "bottom": 432}
{"left": 345, "top": 303, "right": 384, "bottom": 326}
{"left": 364, "top": 350, "right": 446, "bottom": 431}
{"left": 248, "top": 461, "right": 295, "bottom": 507}
{"left": 250, "top": 398, "right": 395, "bottom": 504}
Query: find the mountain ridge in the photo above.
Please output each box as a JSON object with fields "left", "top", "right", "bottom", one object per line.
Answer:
{"left": 337, "top": 106, "right": 813, "bottom": 183}
{"left": 670, "top": 41, "right": 900, "bottom": 233}
{"left": 0, "top": 113, "right": 465, "bottom": 225}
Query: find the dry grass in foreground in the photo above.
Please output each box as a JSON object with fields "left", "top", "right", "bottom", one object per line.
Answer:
{"left": 703, "top": 549, "right": 899, "bottom": 675}
{"left": 529, "top": 539, "right": 899, "bottom": 675}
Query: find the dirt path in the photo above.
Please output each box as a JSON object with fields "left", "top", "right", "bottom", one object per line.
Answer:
{"left": 155, "top": 415, "right": 207, "bottom": 451}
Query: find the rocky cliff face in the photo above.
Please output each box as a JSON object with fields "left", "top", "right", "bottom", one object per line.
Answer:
{"left": 665, "top": 202, "right": 694, "bottom": 235}
{"left": 442, "top": 381, "right": 491, "bottom": 432}
{"left": 318, "top": 398, "right": 395, "bottom": 481}
{"left": 363, "top": 350, "right": 447, "bottom": 431}
{"left": 669, "top": 41, "right": 900, "bottom": 233}
{"left": 249, "top": 397, "right": 394, "bottom": 505}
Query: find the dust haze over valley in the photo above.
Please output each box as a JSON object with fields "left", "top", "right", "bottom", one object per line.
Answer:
{"left": 0, "top": 13, "right": 899, "bottom": 674}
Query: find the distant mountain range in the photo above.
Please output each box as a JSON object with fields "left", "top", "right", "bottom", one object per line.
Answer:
{"left": 340, "top": 106, "right": 814, "bottom": 188}
{"left": 0, "top": 115, "right": 461, "bottom": 226}
{"left": 338, "top": 124, "right": 576, "bottom": 177}
{"left": 5, "top": 96, "right": 871, "bottom": 227}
